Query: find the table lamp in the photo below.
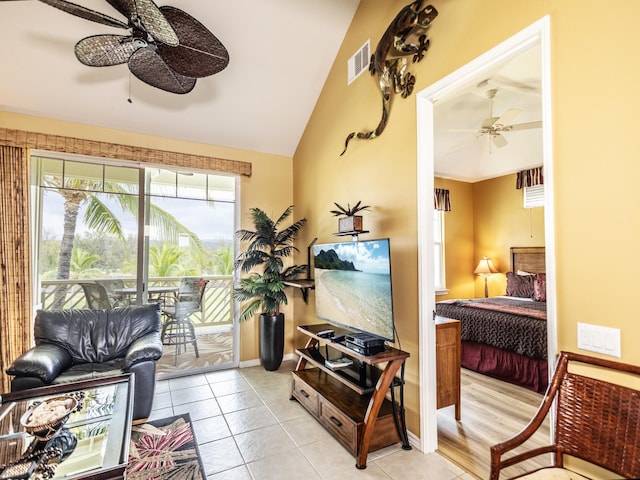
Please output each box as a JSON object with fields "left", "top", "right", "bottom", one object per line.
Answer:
{"left": 474, "top": 256, "right": 498, "bottom": 298}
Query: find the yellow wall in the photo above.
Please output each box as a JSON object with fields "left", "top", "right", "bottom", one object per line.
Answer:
{"left": 473, "top": 174, "right": 545, "bottom": 297}
{"left": 436, "top": 174, "right": 544, "bottom": 299}
{"left": 5, "top": 0, "right": 640, "bottom": 474}
{"left": 0, "top": 111, "right": 294, "bottom": 364}
{"left": 293, "top": 0, "right": 640, "bottom": 455}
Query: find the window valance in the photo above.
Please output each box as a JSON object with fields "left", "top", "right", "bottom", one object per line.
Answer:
{"left": 516, "top": 167, "right": 543, "bottom": 189}
{"left": 434, "top": 188, "right": 451, "bottom": 211}
{"left": 0, "top": 128, "right": 252, "bottom": 177}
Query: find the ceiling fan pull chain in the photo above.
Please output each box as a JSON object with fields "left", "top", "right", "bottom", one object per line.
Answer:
{"left": 529, "top": 208, "right": 534, "bottom": 238}
{"left": 128, "top": 71, "right": 133, "bottom": 103}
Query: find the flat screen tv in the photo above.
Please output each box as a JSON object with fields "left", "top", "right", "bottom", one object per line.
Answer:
{"left": 313, "top": 238, "right": 395, "bottom": 341}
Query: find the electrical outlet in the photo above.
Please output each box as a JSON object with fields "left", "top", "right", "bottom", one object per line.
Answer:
{"left": 577, "top": 322, "right": 621, "bottom": 357}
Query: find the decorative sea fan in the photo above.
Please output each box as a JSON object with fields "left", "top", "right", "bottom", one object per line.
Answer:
{"left": 38, "top": 0, "right": 229, "bottom": 94}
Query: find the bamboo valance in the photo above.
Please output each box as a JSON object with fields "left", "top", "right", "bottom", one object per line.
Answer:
{"left": 0, "top": 128, "right": 252, "bottom": 177}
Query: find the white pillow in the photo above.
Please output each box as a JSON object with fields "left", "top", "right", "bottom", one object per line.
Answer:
{"left": 517, "top": 270, "right": 535, "bottom": 276}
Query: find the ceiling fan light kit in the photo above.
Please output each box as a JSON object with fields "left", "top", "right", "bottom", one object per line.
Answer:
{"left": 450, "top": 86, "right": 542, "bottom": 151}
{"left": 37, "top": 0, "right": 229, "bottom": 94}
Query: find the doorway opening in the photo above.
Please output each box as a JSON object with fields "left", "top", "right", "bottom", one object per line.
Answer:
{"left": 415, "top": 17, "right": 556, "bottom": 475}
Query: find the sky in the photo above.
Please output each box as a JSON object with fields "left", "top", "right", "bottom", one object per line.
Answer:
{"left": 314, "top": 239, "right": 391, "bottom": 275}
{"left": 42, "top": 190, "right": 235, "bottom": 243}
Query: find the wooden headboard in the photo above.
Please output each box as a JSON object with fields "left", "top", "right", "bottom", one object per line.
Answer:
{"left": 511, "top": 247, "right": 545, "bottom": 273}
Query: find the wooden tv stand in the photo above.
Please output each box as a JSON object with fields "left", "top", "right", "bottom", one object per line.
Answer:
{"left": 291, "top": 323, "right": 410, "bottom": 469}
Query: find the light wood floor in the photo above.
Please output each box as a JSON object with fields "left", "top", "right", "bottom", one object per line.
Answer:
{"left": 437, "top": 368, "right": 551, "bottom": 479}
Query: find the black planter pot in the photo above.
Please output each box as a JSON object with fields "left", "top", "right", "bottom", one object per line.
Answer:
{"left": 259, "top": 312, "right": 284, "bottom": 371}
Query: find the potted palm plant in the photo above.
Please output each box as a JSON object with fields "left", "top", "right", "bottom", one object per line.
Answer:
{"left": 233, "top": 205, "right": 307, "bottom": 371}
{"left": 330, "top": 201, "right": 370, "bottom": 233}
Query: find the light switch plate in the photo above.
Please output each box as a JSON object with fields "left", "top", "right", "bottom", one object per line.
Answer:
{"left": 577, "top": 322, "right": 621, "bottom": 357}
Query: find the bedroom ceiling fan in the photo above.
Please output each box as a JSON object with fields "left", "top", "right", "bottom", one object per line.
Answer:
{"left": 35, "top": 0, "right": 230, "bottom": 94}
{"left": 452, "top": 88, "right": 542, "bottom": 150}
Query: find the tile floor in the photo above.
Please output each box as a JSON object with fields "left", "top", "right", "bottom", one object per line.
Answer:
{"left": 151, "top": 361, "right": 476, "bottom": 479}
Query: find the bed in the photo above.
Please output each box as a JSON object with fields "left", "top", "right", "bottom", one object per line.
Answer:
{"left": 435, "top": 247, "right": 548, "bottom": 394}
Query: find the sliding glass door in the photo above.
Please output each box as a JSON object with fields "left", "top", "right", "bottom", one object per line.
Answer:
{"left": 144, "top": 168, "right": 236, "bottom": 375}
{"left": 33, "top": 156, "right": 237, "bottom": 377}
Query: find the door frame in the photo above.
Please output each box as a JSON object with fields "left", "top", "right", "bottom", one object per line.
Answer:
{"left": 30, "top": 154, "right": 240, "bottom": 372}
{"left": 415, "top": 16, "right": 556, "bottom": 452}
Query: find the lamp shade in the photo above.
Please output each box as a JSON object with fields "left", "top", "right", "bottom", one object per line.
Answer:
{"left": 474, "top": 256, "right": 498, "bottom": 275}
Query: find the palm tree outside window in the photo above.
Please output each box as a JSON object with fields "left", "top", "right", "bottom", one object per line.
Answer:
{"left": 34, "top": 156, "right": 235, "bottom": 309}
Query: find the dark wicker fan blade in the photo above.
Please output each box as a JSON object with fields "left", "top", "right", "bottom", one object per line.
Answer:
{"left": 106, "top": 0, "right": 178, "bottom": 46}
{"left": 105, "top": 0, "right": 133, "bottom": 18}
{"left": 128, "top": 47, "right": 196, "bottom": 94}
{"left": 75, "top": 35, "right": 141, "bottom": 67}
{"left": 37, "top": 0, "right": 128, "bottom": 29}
{"left": 156, "top": 6, "right": 229, "bottom": 78}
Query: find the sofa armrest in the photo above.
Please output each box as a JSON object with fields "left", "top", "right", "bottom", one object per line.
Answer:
{"left": 124, "top": 333, "right": 162, "bottom": 369}
{"left": 5, "top": 344, "right": 73, "bottom": 384}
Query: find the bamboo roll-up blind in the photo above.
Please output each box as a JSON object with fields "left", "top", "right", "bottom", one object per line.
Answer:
{"left": 0, "top": 128, "right": 252, "bottom": 177}
{"left": 0, "top": 146, "right": 32, "bottom": 392}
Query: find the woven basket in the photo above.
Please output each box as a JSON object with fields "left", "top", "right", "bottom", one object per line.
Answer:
{"left": 20, "top": 396, "right": 78, "bottom": 440}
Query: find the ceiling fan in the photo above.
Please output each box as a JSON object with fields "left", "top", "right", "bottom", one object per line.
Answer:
{"left": 35, "top": 0, "right": 230, "bottom": 94}
{"left": 452, "top": 88, "right": 542, "bottom": 150}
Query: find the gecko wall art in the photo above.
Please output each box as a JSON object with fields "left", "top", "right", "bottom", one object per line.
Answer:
{"left": 340, "top": 1, "right": 438, "bottom": 156}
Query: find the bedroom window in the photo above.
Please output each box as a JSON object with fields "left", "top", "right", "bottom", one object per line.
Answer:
{"left": 517, "top": 167, "right": 544, "bottom": 208}
{"left": 434, "top": 210, "right": 446, "bottom": 291}
{"left": 523, "top": 184, "right": 544, "bottom": 208}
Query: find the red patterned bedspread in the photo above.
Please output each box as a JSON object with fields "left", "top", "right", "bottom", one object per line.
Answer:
{"left": 435, "top": 297, "right": 547, "bottom": 359}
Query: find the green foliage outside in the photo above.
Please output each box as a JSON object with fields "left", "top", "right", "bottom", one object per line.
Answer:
{"left": 313, "top": 248, "right": 357, "bottom": 271}
{"left": 40, "top": 235, "right": 233, "bottom": 279}
{"left": 38, "top": 186, "right": 234, "bottom": 280}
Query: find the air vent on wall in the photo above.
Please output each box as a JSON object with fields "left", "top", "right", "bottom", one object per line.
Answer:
{"left": 347, "top": 39, "right": 370, "bottom": 85}
{"left": 523, "top": 184, "right": 545, "bottom": 208}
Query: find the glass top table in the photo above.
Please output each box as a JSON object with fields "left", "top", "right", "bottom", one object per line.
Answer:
{"left": 0, "top": 375, "right": 133, "bottom": 480}
{"left": 114, "top": 286, "right": 179, "bottom": 305}
{"left": 114, "top": 286, "right": 179, "bottom": 296}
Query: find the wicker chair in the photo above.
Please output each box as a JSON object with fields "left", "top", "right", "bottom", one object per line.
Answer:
{"left": 490, "top": 351, "right": 640, "bottom": 480}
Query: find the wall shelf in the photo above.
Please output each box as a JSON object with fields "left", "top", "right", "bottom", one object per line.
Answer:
{"left": 284, "top": 238, "right": 317, "bottom": 303}
{"left": 283, "top": 279, "right": 315, "bottom": 303}
{"left": 333, "top": 230, "right": 369, "bottom": 241}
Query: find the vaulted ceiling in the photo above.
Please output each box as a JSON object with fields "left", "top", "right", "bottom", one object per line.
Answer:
{"left": 0, "top": 0, "right": 361, "bottom": 157}
{"left": 1, "top": 1, "right": 542, "bottom": 182}
{"left": 434, "top": 43, "right": 543, "bottom": 183}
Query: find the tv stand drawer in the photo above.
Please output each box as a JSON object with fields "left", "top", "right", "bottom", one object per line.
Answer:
{"left": 292, "top": 375, "right": 319, "bottom": 415}
{"left": 319, "top": 398, "right": 357, "bottom": 454}
{"left": 291, "top": 369, "right": 402, "bottom": 458}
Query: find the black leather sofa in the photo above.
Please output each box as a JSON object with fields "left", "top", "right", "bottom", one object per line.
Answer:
{"left": 6, "top": 303, "right": 163, "bottom": 421}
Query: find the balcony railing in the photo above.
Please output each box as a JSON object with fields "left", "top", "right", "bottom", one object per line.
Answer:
{"left": 40, "top": 276, "right": 234, "bottom": 328}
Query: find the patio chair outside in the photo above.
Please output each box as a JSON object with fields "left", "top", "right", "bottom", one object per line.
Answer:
{"left": 96, "top": 279, "right": 132, "bottom": 306}
{"left": 161, "top": 277, "right": 208, "bottom": 362}
{"left": 79, "top": 283, "right": 112, "bottom": 310}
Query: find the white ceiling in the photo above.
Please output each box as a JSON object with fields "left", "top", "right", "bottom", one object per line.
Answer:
{"left": 434, "top": 43, "right": 543, "bottom": 183}
{"left": 0, "top": 0, "right": 361, "bottom": 157}
{"left": 1, "top": 1, "right": 542, "bottom": 181}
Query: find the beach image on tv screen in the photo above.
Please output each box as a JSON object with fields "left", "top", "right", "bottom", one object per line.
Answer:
{"left": 313, "top": 239, "right": 394, "bottom": 340}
